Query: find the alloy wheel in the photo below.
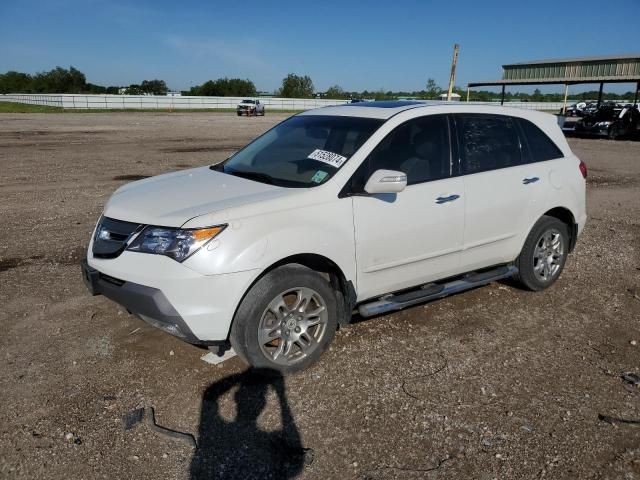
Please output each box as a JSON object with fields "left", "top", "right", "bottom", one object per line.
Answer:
{"left": 533, "top": 228, "right": 565, "bottom": 283}
{"left": 257, "top": 287, "right": 329, "bottom": 366}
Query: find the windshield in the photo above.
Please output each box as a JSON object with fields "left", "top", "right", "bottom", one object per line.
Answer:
{"left": 241, "top": 100, "right": 255, "bottom": 104}
{"left": 218, "top": 115, "right": 383, "bottom": 187}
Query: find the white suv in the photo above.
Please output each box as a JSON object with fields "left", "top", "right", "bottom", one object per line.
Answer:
{"left": 82, "top": 101, "right": 587, "bottom": 373}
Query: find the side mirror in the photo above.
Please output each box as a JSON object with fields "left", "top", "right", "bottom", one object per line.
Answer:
{"left": 364, "top": 169, "right": 407, "bottom": 194}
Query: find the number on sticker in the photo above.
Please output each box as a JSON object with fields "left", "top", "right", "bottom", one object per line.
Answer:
{"left": 307, "top": 149, "right": 348, "bottom": 168}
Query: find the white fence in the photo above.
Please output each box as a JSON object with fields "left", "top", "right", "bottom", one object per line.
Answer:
{"left": 0, "top": 94, "right": 350, "bottom": 110}
{"left": 471, "top": 101, "right": 566, "bottom": 111}
{"left": 0, "top": 93, "right": 584, "bottom": 112}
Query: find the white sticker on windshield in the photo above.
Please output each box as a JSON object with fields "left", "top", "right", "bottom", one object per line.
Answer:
{"left": 307, "top": 149, "right": 348, "bottom": 168}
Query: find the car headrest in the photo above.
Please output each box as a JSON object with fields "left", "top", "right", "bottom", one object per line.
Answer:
{"left": 413, "top": 132, "right": 438, "bottom": 159}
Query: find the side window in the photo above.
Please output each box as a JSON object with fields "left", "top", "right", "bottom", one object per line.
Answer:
{"left": 456, "top": 115, "right": 522, "bottom": 174}
{"left": 518, "top": 118, "right": 563, "bottom": 162}
{"left": 357, "top": 115, "right": 451, "bottom": 187}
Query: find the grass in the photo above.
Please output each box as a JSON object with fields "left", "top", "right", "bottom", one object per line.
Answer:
{"left": 0, "top": 102, "right": 303, "bottom": 114}
{"left": 0, "top": 102, "right": 65, "bottom": 113}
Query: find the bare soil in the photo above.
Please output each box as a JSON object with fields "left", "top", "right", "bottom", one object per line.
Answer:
{"left": 1, "top": 112, "right": 639, "bottom": 479}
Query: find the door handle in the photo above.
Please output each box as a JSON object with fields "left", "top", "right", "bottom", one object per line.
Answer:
{"left": 435, "top": 194, "right": 460, "bottom": 204}
{"left": 522, "top": 177, "right": 540, "bottom": 184}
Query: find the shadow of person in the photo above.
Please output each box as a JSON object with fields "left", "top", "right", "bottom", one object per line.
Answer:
{"left": 190, "top": 368, "right": 309, "bottom": 480}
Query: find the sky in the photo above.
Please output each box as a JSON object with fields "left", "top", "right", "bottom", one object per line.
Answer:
{"left": 1, "top": 0, "right": 639, "bottom": 94}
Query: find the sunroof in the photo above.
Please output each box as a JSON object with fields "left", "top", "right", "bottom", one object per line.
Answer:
{"left": 347, "top": 100, "right": 425, "bottom": 108}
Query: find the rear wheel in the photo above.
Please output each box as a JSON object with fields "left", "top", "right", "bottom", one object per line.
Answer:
{"left": 230, "top": 264, "right": 338, "bottom": 373}
{"left": 608, "top": 125, "right": 619, "bottom": 140}
{"left": 514, "top": 216, "right": 569, "bottom": 291}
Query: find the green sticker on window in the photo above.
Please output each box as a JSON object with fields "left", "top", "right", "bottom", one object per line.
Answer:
{"left": 311, "top": 170, "right": 329, "bottom": 184}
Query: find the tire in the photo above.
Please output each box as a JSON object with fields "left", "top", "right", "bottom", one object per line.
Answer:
{"left": 230, "top": 264, "right": 339, "bottom": 374}
{"left": 608, "top": 125, "right": 619, "bottom": 140}
{"left": 236, "top": 112, "right": 242, "bottom": 116}
{"left": 514, "top": 216, "right": 569, "bottom": 291}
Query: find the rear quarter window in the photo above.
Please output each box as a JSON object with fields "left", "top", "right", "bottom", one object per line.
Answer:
{"left": 518, "top": 118, "right": 563, "bottom": 162}
{"left": 456, "top": 114, "right": 522, "bottom": 174}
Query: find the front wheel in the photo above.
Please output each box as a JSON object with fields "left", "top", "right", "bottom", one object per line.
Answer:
{"left": 230, "top": 264, "right": 338, "bottom": 374}
{"left": 514, "top": 216, "right": 569, "bottom": 291}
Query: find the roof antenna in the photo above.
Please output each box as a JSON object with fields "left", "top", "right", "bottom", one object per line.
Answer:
{"left": 447, "top": 44, "right": 460, "bottom": 101}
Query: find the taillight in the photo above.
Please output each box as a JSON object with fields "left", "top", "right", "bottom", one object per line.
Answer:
{"left": 579, "top": 160, "right": 587, "bottom": 179}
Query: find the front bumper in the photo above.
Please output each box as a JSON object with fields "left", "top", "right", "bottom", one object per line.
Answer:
{"left": 81, "top": 259, "right": 208, "bottom": 344}
{"left": 574, "top": 123, "right": 610, "bottom": 136}
{"left": 82, "top": 253, "right": 259, "bottom": 343}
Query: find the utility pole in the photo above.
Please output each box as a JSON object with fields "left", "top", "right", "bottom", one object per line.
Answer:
{"left": 562, "top": 83, "right": 569, "bottom": 115}
{"left": 447, "top": 44, "right": 459, "bottom": 101}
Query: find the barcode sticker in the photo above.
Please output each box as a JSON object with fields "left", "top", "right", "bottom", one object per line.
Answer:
{"left": 307, "top": 149, "right": 348, "bottom": 168}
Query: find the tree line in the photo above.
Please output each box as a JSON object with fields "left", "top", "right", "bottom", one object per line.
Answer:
{"left": 466, "top": 87, "right": 639, "bottom": 102}
{"left": 1, "top": 67, "right": 637, "bottom": 101}
{"left": 183, "top": 74, "right": 315, "bottom": 98}
{"left": 325, "top": 79, "right": 639, "bottom": 102}
{"left": 0, "top": 66, "right": 170, "bottom": 95}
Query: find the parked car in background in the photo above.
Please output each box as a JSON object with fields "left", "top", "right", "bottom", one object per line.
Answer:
{"left": 574, "top": 103, "right": 640, "bottom": 139}
{"left": 82, "top": 101, "right": 587, "bottom": 373}
{"left": 561, "top": 101, "right": 597, "bottom": 117}
{"left": 236, "top": 99, "right": 265, "bottom": 116}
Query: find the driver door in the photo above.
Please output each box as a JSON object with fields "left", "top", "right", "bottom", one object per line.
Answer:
{"left": 349, "top": 115, "right": 465, "bottom": 300}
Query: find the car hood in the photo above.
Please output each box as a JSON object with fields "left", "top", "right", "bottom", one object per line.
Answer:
{"left": 103, "top": 166, "right": 292, "bottom": 226}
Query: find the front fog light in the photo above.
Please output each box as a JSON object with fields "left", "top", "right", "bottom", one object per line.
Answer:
{"left": 127, "top": 225, "right": 226, "bottom": 262}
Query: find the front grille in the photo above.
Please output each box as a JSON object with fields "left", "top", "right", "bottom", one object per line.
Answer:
{"left": 92, "top": 217, "right": 142, "bottom": 259}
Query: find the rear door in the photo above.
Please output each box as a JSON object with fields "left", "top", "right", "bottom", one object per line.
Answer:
{"left": 350, "top": 114, "right": 465, "bottom": 300}
{"left": 454, "top": 114, "right": 550, "bottom": 271}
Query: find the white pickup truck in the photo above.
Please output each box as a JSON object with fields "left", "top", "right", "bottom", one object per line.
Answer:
{"left": 82, "top": 101, "right": 587, "bottom": 373}
{"left": 236, "top": 99, "right": 265, "bottom": 116}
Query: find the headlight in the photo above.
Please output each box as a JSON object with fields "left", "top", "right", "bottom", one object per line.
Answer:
{"left": 127, "top": 225, "right": 226, "bottom": 262}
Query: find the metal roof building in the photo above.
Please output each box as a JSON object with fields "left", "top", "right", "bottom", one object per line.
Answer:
{"left": 467, "top": 54, "right": 640, "bottom": 108}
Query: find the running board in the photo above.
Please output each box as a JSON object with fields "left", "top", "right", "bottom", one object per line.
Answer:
{"left": 357, "top": 265, "right": 518, "bottom": 318}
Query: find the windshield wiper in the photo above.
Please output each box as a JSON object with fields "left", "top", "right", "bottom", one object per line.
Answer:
{"left": 224, "top": 168, "right": 276, "bottom": 185}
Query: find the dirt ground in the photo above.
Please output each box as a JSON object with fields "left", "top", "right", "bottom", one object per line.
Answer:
{"left": 0, "top": 112, "right": 639, "bottom": 480}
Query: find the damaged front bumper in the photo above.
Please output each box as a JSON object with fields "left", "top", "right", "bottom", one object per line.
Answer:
{"left": 81, "top": 259, "right": 208, "bottom": 344}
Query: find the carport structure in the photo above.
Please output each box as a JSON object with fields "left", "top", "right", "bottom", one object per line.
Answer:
{"left": 467, "top": 54, "right": 640, "bottom": 110}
